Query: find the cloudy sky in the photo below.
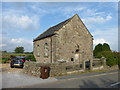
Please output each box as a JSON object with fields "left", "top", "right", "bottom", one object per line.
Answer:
{"left": 1, "top": 2, "right": 118, "bottom": 52}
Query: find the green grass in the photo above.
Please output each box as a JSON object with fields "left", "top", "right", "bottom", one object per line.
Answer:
{"left": 5, "top": 53, "right": 32, "bottom": 56}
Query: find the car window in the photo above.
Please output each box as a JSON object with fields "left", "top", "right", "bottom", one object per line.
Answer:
{"left": 13, "top": 58, "right": 22, "bottom": 61}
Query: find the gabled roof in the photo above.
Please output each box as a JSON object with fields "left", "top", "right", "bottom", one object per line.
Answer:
{"left": 33, "top": 14, "right": 93, "bottom": 42}
{"left": 33, "top": 15, "right": 74, "bottom": 42}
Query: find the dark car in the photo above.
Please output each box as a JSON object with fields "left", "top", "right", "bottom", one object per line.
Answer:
{"left": 10, "top": 56, "right": 26, "bottom": 68}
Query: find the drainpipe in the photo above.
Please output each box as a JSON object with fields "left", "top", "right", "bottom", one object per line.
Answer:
{"left": 50, "top": 37, "right": 52, "bottom": 63}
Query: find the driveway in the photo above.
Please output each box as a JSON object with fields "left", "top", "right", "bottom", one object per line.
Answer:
{"left": 2, "top": 71, "right": 57, "bottom": 88}
{"left": 1, "top": 64, "right": 57, "bottom": 89}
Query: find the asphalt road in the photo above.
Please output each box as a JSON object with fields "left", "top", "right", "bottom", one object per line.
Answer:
{"left": 22, "top": 70, "right": 119, "bottom": 88}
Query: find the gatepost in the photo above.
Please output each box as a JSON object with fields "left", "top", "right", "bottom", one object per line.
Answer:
{"left": 101, "top": 57, "right": 106, "bottom": 67}
{"left": 82, "top": 60, "right": 86, "bottom": 71}
{"left": 90, "top": 59, "right": 93, "bottom": 71}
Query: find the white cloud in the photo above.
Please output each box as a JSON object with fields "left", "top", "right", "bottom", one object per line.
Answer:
{"left": 82, "top": 15, "right": 112, "bottom": 24}
{"left": 82, "top": 9, "right": 105, "bottom": 17}
{"left": 63, "top": 7, "right": 84, "bottom": 13}
{"left": 11, "top": 38, "right": 32, "bottom": 45}
{"left": 2, "top": 14, "right": 40, "bottom": 31}
{"left": 1, "top": 37, "right": 33, "bottom": 52}
{"left": 93, "top": 38, "right": 109, "bottom": 45}
{"left": 0, "top": 44, "right": 7, "bottom": 47}
{"left": 18, "top": 16, "right": 33, "bottom": 29}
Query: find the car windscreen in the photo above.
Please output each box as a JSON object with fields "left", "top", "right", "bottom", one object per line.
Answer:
{"left": 13, "top": 58, "right": 22, "bottom": 61}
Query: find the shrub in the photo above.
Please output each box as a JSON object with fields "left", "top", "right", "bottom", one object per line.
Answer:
{"left": 26, "top": 54, "right": 36, "bottom": 62}
{"left": 1, "top": 60, "right": 7, "bottom": 63}
{"left": 96, "top": 51, "right": 118, "bottom": 67}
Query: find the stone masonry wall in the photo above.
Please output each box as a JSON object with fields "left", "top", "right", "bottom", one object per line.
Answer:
{"left": 52, "top": 14, "right": 93, "bottom": 64}
{"left": 33, "top": 37, "right": 51, "bottom": 63}
{"left": 23, "top": 62, "right": 83, "bottom": 77}
{"left": 23, "top": 58, "right": 119, "bottom": 77}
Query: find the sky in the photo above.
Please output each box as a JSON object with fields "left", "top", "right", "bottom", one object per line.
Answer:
{"left": 0, "top": 2, "right": 118, "bottom": 52}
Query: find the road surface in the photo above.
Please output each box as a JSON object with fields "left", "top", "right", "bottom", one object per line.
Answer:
{"left": 20, "top": 70, "right": 119, "bottom": 88}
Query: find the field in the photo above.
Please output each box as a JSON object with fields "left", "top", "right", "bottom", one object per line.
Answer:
{"left": 0, "top": 52, "right": 35, "bottom": 63}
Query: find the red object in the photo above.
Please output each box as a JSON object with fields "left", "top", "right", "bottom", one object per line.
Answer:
{"left": 40, "top": 66, "right": 50, "bottom": 79}
{"left": 22, "top": 59, "right": 25, "bottom": 62}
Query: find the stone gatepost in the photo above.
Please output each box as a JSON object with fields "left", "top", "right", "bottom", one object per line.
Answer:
{"left": 101, "top": 57, "right": 106, "bottom": 67}
{"left": 82, "top": 60, "right": 86, "bottom": 71}
{"left": 90, "top": 59, "right": 93, "bottom": 71}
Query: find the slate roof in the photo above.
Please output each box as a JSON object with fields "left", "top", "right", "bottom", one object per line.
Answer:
{"left": 33, "top": 15, "right": 73, "bottom": 42}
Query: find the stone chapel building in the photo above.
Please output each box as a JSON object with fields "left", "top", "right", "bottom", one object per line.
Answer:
{"left": 33, "top": 14, "right": 93, "bottom": 66}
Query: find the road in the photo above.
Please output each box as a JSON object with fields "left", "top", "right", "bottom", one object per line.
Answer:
{"left": 21, "top": 70, "right": 119, "bottom": 88}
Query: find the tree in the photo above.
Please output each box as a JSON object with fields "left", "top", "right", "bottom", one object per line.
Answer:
{"left": 93, "top": 43, "right": 111, "bottom": 58}
{"left": 14, "top": 46, "right": 24, "bottom": 53}
{"left": 93, "top": 43, "right": 103, "bottom": 57}
{"left": 102, "top": 43, "right": 111, "bottom": 51}
{"left": 93, "top": 43, "right": 119, "bottom": 67}
{"left": 2, "top": 51, "right": 7, "bottom": 53}
{"left": 113, "top": 52, "right": 120, "bottom": 69}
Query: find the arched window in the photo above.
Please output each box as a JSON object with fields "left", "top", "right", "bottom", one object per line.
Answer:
{"left": 44, "top": 43, "right": 49, "bottom": 57}
{"left": 37, "top": 45, "right": 40, "bottom": 56}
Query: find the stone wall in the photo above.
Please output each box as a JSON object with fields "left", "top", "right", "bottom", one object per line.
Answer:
{"left": 50, "top": 63, "right": 83, "bottom": 76}
{"left": 92, "top": 57, "right": 106, "bottom": 70}
{"left": 33, "top": 37, "right": 52, "bottom": 63}
{"left": 23, "top": 57, "right": 118, "bottom": 77}
{"left": 52, "top": 14, "right": 93, "bottom": 64}
{"left": 23, "top": 62, "right": 83, "bottom": 77}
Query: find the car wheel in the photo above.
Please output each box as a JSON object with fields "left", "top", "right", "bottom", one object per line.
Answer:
{"left": 21, "top": 66, "right": 24, "bottom": 68}
{"left": 10, "top": 65, "right": 14, "bottom": 68}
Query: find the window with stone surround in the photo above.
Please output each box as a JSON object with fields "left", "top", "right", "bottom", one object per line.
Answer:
{"left": 37, "top": 45, "right": 40, "bottom": 56}
{"left": 44, "top": 43, "right": 49, "bottom": 57}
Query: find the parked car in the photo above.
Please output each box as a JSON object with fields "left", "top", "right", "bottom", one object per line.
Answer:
{"left": 10, "top": 56, "right": 26, "bottom": 68}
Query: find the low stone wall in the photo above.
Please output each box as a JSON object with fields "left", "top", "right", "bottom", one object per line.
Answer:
{"left": 23, "top": 62, "right": 50, "bottom": 77}
{"left": 23, "top": 57, "right": 118, "bottom": 77}
{"left": 50, "top": 63, "right": 83, "bottom": 76}
{"left": 23, "top": 62, "right": 83, "bottom": 77}
{"left": 93, "top": 66, "right": 104, "bottom": 70}
{"left": 104, "top": 65, "right": 119, "bottom": 70}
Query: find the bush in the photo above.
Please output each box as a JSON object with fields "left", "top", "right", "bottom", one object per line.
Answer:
{"left": 96, "top": 51, "right": 118, "bottom": 67}
{"left": 0, "top": 58, "right": 9, "bottom": 63}
{"left": 1, "top": 60, "right": 7, "bottom": 63}
{"left": 26, "top": 54, "right": 36, "bottom": 62}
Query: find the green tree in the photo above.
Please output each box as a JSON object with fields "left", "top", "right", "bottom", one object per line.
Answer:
{"left": 93, "top": 43, "right": 103, "bottom": 57}
{"left": 102, "top": 51, "right": 117, "bottom": 67}
{"left": 94, "top": 43, "right": 111, "bottom": 58}
{"left": 2, "top": 51, "right": 7, "bottom": 53}
{"left": 14, "top": 46, "right": 24, "bottom": 53}
{"left": 113, "top": 52, "right": 120, "bottom": 69}
{"left": 102, "top": 43, "right": 111, "bottom": 51}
